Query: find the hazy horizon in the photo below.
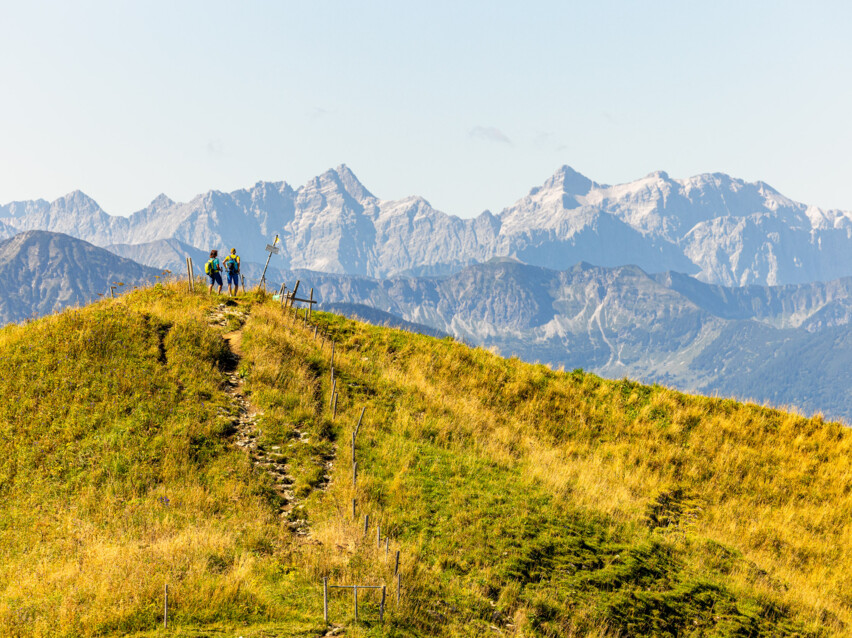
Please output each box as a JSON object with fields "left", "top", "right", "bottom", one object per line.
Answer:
{"left": 1, "top": 0, "right": 850, "bottom": 218}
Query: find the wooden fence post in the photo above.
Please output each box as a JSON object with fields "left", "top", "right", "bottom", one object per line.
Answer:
{"left": 308, "top": 287, "right": 314, "bottom": 320}
{"left": 394, "top": 550, "right": 400, "bottom": 575}
{"left": 353, "top": 461, "right": 357, "bottom": 487}
{"left": 355, "top": 407, "right": 365, "bottom": 438}
{"left": 186, "top": 257, "right": 193, "bottom": 292}
{"left": 330, "top": 378, "right": 336, "bottom": 408}
{"left": 286, "top": 280, "right": 300, "bottom": 310}
{"left": 352, "top": 498, "right": 356, "bottom": 519}
{"left": 332, "top": 393, "right": 338, "bottom": 419}
{"left": 164, "top": 583, "right": 168, "bottom": 628}
{"left": 397, "top": 573, "right": 401, "bottom": 605}
{"left": 377, "top": 524, "right": 381, "bottom": 548}
{"left": 364, "top": 514, "right": 369, "bottom": 536}
{"left": 380, "top": 585, "right": 386, "bottom": 623}
{"left": 323, "top": 577, "right": 328, "bottom": 624}
{"left": 353, "top": 584, "right": 358, "bottom": 622}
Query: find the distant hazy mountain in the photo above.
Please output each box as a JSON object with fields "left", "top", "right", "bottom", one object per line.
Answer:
{"left": 0, "top": 231, "right": 160, "bottom": 324}
{"left": 105, "top": 239, "right": 288, "bottom": 287}
{"left": 4, "top": 165, "right": 852, "bottom": 286}
{"left": 6, "top": 229, "right": 851, "bottom": 419}
{"left": 284, "top": 261, "right": 852, "bottom": 421}
{"left": 322, "top": 302, "right": 448, "bottom": 338}
{"left": 106, "top": 238, "right": 208, "bottom": 275}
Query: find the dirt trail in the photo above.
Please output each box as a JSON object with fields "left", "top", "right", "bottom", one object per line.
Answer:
{"left": 208, "top": 302, "right": 310, "bottom": 534}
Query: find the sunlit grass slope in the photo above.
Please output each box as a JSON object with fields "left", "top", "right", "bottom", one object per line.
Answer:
{"left": 261, "top": 304, "right": 852, "bottom": 637}
{"left": 2, "top": 282, "right": 851, "bottom": 636}
{"left": 0, "top": 286, "right": 323, "bottom": 637}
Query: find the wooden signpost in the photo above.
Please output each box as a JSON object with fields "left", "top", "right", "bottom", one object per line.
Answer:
{"left": 259, "top": 234, "right": 280, "bottom": 290}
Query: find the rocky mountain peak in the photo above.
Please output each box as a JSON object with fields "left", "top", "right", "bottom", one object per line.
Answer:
{"left": 249, "top": 180, "right": 288, "bottom": 193}
{"left": 57, "top": 190, "right": 103, "bottom": 212}
{"left": 149, "top": 193, "right": 175, "bottom": 209}
{"left": 306, "top": 164, "right": 372, "bottom": 199}
{"left": 332, "top": 164, "right": 374, "bottom": 202}
{"left": 644, "top": 170, "right": 670, "bottom": 181}
{"left": 543, "top": 165, "right": 597, "bottom": 195}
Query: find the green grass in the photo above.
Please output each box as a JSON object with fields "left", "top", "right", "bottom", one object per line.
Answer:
{"left": 0, "top": 283, "right": 850, "bottom": 636}
{"left": 0, "top": 287, "right": 323, "bottom": 636}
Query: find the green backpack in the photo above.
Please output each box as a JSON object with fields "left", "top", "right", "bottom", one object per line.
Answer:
{"left": 205, "top": 259, "right": 219, "bottom": 275}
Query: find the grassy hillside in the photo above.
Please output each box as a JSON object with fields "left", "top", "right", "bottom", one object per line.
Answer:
{"left": 1, "top": 282, "right": 851, "bottom": 636}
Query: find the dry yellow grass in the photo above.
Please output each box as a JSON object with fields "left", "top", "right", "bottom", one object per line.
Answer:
{"left": 2, "top": 284, "right": 850, "bottom": 636}
{"left": 285, "top": 304, "right": 852, "bottom": 635}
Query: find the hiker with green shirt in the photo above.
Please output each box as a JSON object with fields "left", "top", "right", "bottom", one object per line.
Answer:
{"left": 205, "top": 249, "right": 223, "bottom": 294}
{"left": 223, "top": 248, "right": 241, "bottom": 296}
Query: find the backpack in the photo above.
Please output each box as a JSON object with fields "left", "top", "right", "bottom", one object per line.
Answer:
{"left": 224, "top": 255, "right": 239, "bottom": 274}
{"left": 205, "top": 259, "right": 219, "bottom": 275}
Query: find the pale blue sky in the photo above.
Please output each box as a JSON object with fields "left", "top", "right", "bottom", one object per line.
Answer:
{"left": 1, "top": 0, "right": 850, "bottom": 217}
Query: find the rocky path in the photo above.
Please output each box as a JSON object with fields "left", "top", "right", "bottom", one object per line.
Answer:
{"left": 208, "top": 302, "right": 311, "bottom": 534}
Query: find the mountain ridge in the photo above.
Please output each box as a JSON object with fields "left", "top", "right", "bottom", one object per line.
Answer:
{"left": 4, "top": 164, "right": 852, "bottom": 286}
{"left": 6, "top": 227, "right": 852, "bottom": 420}
{"left": 280, "top": 259, "right": 852, "bottom": 421}
{"left": 0, "top": 230, "right": 161, "bottom": 323}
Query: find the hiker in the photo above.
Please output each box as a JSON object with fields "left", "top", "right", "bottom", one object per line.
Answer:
{"left": 223, "top": 248, "right": 241, "bottom": 296}
{"left": 205, "top": 249, "right": 223, "bottom": 294}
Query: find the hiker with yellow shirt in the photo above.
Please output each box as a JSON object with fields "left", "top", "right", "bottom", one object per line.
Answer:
{"left": 223, "top": 248, "right": 241, "bottom": 296}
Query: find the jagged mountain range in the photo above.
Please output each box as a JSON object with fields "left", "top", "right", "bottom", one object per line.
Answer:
{"left": 0, "top": 231, "right": 160, "bottom": 323}
{"left": 2, "top": 229, "right": 850, "bottom": 420}
{"left": 3, "top": 165, "right": 852, "bottom": 286}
